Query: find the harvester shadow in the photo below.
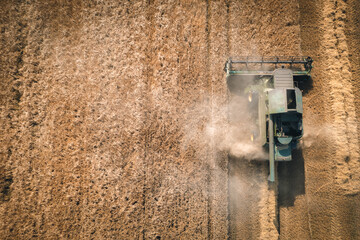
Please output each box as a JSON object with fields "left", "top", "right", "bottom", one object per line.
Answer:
{"left": 295, "top": 75, "right": 313, "bottom": 96}
{"left": 277, "top": 148, "right": 306, "bottom": 207}
{"left": 276, "top": 75, "right": 312, "bottom": 207}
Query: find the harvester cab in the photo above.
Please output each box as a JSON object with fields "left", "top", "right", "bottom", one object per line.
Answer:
{"left": 225, "top": 56, "right": 313, "bottom": 182}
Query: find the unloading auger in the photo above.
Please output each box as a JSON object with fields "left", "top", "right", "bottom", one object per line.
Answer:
{"left": 225, "top": 56, "right": 313, "bottom": 182}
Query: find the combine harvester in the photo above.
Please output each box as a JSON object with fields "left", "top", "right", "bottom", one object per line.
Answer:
{"left": 224, "top": 56, "right": 313, "bottom": 182}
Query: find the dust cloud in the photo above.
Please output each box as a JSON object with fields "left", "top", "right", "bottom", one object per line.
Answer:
{"left": 183, "top": 94, "right": 267, "bottom": 161}
{"left": 183, "top": 92, "right": 334, "bottom": 160}
{"left": 300, "top": 121, "right": 335, "bottom": 148}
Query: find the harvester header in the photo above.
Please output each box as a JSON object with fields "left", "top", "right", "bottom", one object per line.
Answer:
{"left": 225, "top": 56, "right": 313, "bottom": 76}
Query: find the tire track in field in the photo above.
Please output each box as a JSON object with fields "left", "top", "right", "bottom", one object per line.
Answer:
{"left": 321, "top": 0, "right": 360, "bottom": 194}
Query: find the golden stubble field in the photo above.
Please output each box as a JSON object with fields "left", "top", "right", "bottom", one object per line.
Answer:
{"left": 1, "top": 0, "right": 359, "bottom": 239}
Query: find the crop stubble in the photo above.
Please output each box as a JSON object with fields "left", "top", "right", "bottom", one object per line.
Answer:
{"left": 0, "top": 0, "right": 359, "bottom": 239}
